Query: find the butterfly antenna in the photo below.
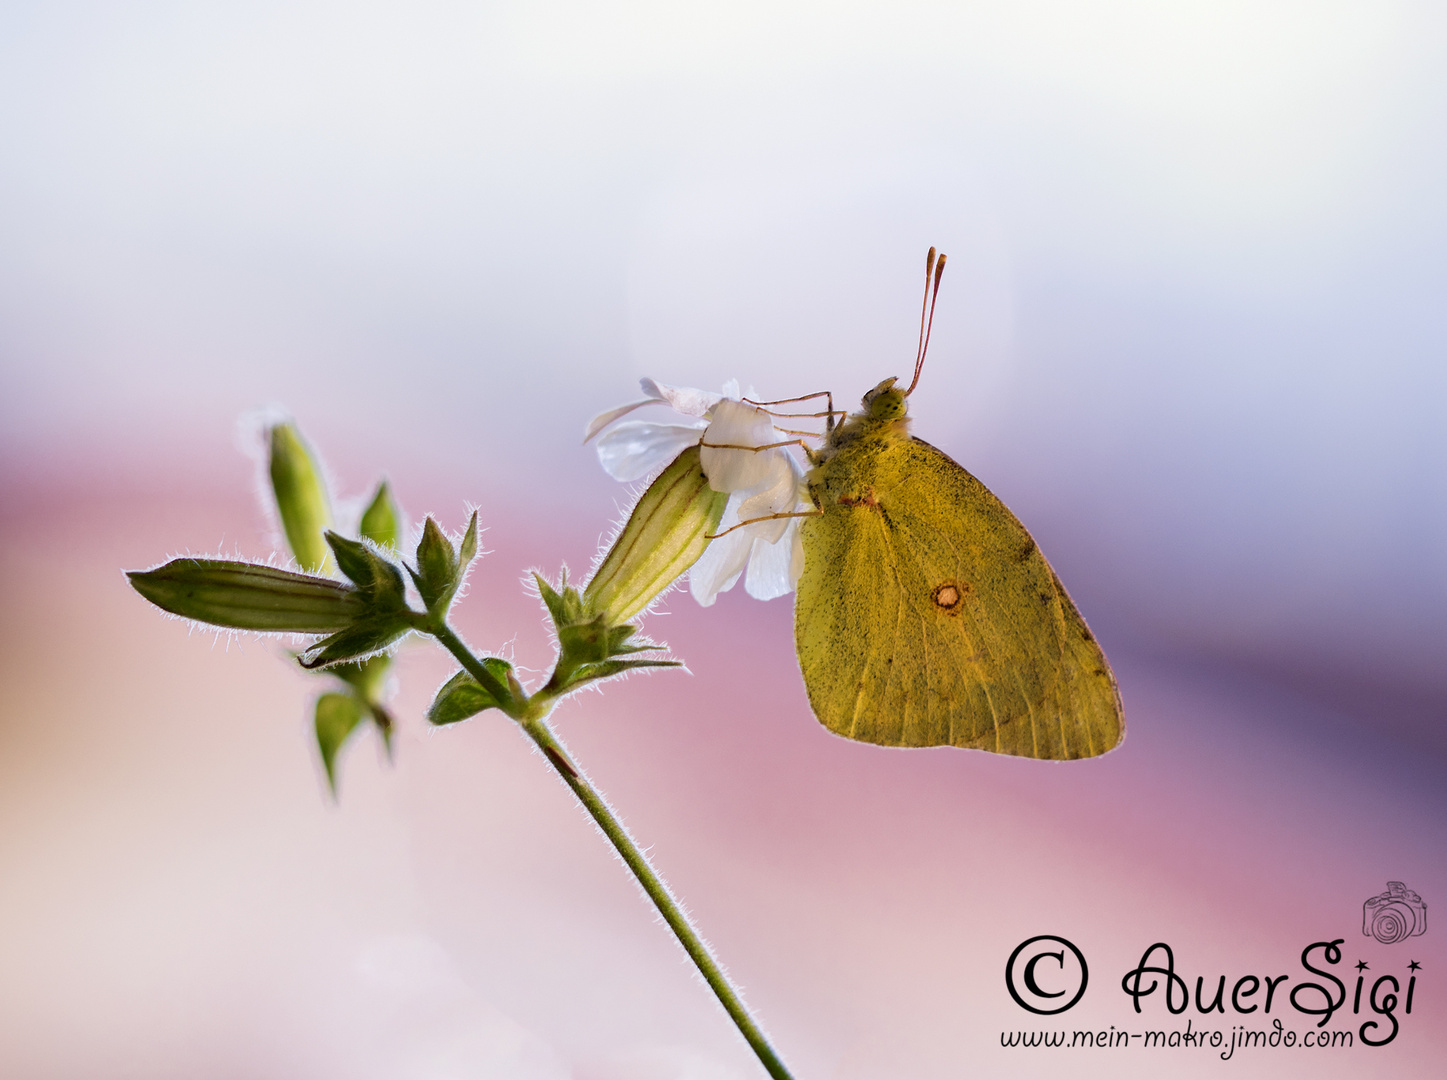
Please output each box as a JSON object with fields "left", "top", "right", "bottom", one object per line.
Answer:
{"left": 906, "top": 249, "right": 946, "bottom": 396}
{"left": 912, "top": 248, "right": 936, "bottom": 374}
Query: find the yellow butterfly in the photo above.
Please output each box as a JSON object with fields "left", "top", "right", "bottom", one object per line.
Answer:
{"left": 792, "top": 250, "right": 1124, "bottom": 760}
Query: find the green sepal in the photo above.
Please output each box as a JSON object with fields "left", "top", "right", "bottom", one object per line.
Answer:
{"left": 426, "top": 659, "right": 514, "bottom": 725}
{"left": 560, "top": 658, "right": 681, "bottom": 692}
{"left": 534, "top": 571, "right": 568, "bottom": 625}
{"left": 535, "top": 570, "right": 671, "bottom": 694}
{"left": 325, "top": 532, "right": 408, "bottom": 613}
{"left": 127, "top": 559, "right": 365, "bottom": 632}
{"left": 315, "top": 692, "right": 366, "bottom": 794}
{"left": 408, "top": 512, "right": 479, "bottom": 615}
{"left": 269, "top": 423, "right": 334, "bottom": 573}
{"left": 534, "top": 570, "right": 587, "bottom": 628}
{"left": 457, "top": 511, "right": 479, "bottom": 568}
{"left": 557, "top": 618, "right": 649, "bottom": 665}
{"left": 299, "top": 615, "right": 413, "bottom": 669}
{"left": 359, "top": 481, "right": 401, "bottom": 550}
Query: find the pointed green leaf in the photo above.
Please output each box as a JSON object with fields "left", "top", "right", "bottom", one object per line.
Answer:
{"left": 315, "top": 692, "right": 365, "bottom": 793}
{"left": 299, "top": 616, "right": 412, "bottom": 669}
{"left": 427, "top": 661, "right": 513, "bottom": 725}
{"left": 128, "top": 560, "right": 365, "bottom": 632}
{"left": 269, "top": 423, "right": 334, "bottom": 573}
{"left": 359, "top": 481, "right": 401, "bottom": 550}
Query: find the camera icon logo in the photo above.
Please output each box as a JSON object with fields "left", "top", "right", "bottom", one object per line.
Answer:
{"left": 1363, "top": 881, "right": 1428, "bottom": 944}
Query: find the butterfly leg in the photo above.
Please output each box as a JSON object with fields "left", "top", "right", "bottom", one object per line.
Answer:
{"left": 699, "top": 437, "right": 816, "bottom": 454}
{"left": 742, "top": 390, "right": 840, "bottom": 434}
{"left": 705, "top": 508, "right": 822, "bottom": 540}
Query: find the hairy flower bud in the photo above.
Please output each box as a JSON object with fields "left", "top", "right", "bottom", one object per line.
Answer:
{"left": 359, "top": 480, "right": 401, "bottom": 550}
{"left": 584, "top": 445, "right": 727, "bottom": 624}
{"left": 269, "top": 422, "right": 334, "bottom": 573}
{"left": 128, "top": 559, "right": 366, "bottom": 632}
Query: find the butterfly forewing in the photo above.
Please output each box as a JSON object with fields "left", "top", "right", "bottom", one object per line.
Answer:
{"left": 796, "top": 435, "right": 1123, "bottom": 760}
{"left": 1044, "top": 568, "right": 1125, "bottom": 757}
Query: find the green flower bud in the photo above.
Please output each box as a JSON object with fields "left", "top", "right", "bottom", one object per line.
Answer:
{"left": 359, "top": 480, "right": 401, "bottom": 550}
{"left": 414, "top": 517, "right": 457, "bottom": 609}
{"left": 583, "top": 445, "right": 727, "bottom": 625}
{"left": 407, "top": 512, "right": 478, "bottom": 615}
{"left": 269, "top": 422, "right": 333, "bottom": 573}
{"left": 128, "top": 559, "right": 366, "bottom": 632}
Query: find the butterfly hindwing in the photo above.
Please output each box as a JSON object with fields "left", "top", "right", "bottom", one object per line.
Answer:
{"left": 795, "top": 434, "right": 1123, "bottom": 760}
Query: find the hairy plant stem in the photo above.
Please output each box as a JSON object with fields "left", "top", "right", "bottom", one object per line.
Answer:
{"left": 429, "top": 621, "right": 796, "bottom": 1080}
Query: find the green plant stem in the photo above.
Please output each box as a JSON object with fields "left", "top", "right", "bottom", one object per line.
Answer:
{"left": 517, "top": 715, "right": 795, "bottom": 1080}
{"left": 430, "top": 622, "right": 796, "bottom": 1080}
{"left": 430, "top": 621, "right": 517, "bottom": 710}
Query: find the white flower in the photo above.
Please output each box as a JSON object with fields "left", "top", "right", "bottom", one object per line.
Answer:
{"left": 586, "top": 379, "right": 808, "bottom": 606}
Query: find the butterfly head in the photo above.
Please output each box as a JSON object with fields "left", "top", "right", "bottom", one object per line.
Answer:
{"left": 862, "top": 377, "right": 908, "bottom": 422}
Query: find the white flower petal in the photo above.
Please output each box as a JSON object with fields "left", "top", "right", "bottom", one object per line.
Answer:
{"left": 700, "top": 399, "right": 780, "bottom": 493}
{"left": 642, "top": 378, "right": 722, "bottom": 418}
{"left": 592, "top": 375, "right": 812, "bottom": 610}
{"left": 595, "top": 420, "right": 707, "bottom": 481}
{"left": 744, "top": 527, "right": 801, "bottom": 600}
{"left": 738, "top": 454, "right": 804, "bottom": 544}
{"left": 688, "top": 493, "right": 750, "bottom": 606}
{"left": 583, "top": 398, "right": 660, "bottom": 443}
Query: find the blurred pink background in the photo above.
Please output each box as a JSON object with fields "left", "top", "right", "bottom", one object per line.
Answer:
{"left": 2, "top": 3, "right": 1444, "bottom": 1077}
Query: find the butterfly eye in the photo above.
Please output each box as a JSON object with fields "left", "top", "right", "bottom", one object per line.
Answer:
{"left": 867, "top": 388, "right": 907, "bottom": 421}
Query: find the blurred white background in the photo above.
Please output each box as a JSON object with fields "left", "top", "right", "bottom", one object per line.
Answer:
{"left": 5, "top": 2, "right": 1444, "bottom": 727}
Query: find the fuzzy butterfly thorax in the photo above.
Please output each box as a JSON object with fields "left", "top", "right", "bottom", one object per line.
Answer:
{"left": 805, "top": 377, "right": 912, "bottom": 499}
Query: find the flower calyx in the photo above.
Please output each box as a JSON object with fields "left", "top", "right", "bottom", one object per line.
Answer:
{"left": 273, "top": 440, "right": 402, "bottom": 792}
{"left": 538, "top": 572, "right": 678, "bottom": 699}
{"left": 407, "top": 512, "right": 479, "bottom": 618}
{"left": 584, "top": 444, "right": 728, "bottom": 625}
{"left": 286, "top": 531, "right": 416, "bottom": 669}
